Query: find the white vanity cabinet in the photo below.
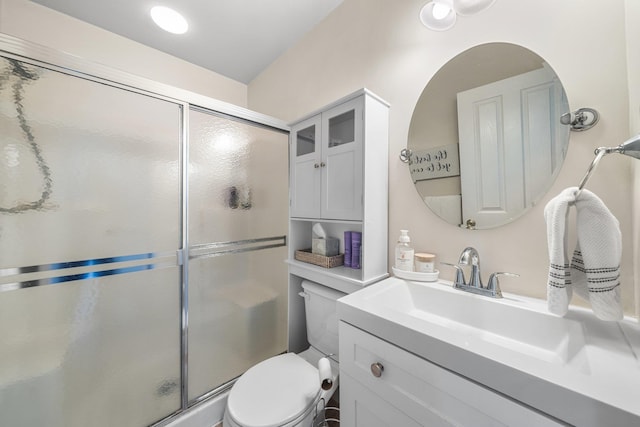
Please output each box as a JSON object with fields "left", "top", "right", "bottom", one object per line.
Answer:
{"left": 339, "top": 322, "right": 563, "bottom": 427}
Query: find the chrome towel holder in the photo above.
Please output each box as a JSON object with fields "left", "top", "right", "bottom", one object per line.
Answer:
{"left": 575, "top": 133, "right": 640, "bottom": 199}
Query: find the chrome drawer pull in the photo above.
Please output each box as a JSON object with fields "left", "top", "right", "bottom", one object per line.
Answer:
{"left": 370, "top": 362, "right": 384, "bottom": 378}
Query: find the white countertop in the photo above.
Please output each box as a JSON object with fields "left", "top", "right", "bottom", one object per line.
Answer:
{"left": 338, "top": 277, "right": 640, "bottom": 427}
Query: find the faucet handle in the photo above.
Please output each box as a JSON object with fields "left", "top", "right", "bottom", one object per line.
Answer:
{"left": 441, "top": 262, "right": 466, "bottom": 288}
{"left": 486, "top": 272, "right": 519, "bottom": 297}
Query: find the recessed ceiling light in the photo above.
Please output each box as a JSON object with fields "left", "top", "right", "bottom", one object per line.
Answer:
{"left": 432, "top": 2, "right": 453, "bottom": 20}
{"left": 420, "top": 1, "right": 456, "bottom": 31}
{"left": 150, "top": 6, "right": 188, "bottom": 34}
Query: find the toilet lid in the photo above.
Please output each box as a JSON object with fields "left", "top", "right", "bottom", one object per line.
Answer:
{"left": 227, "top": 353, "right": 320, "bottom": 427}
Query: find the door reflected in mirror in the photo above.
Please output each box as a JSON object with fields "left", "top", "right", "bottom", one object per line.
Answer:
{"left": 408, "top": 43, "right": 570, "bottom": 229}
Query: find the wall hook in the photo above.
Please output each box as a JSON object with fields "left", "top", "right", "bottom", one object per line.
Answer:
{"left": 560, "top": 107, "right": 599, "bottom": 132}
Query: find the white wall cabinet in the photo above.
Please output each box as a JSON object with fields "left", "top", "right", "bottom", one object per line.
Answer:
{"left": 287, "top": 89, "right": 389, "bottom": 352}
{"left": 291, "top": 97, "right": 364, "bottom": 221}
{"left": 288, "top": 89, "right": 389, "bottom": 292}
{"left": 339, "top": 322, "right": 563, "bottom": 427}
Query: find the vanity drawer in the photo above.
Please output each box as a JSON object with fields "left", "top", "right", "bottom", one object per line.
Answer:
{"left": 339, "top": 321, "right": 563, "bottom": 427}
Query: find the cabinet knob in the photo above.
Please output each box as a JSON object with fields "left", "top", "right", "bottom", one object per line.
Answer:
{"left": 320, "top": 162, "right": 326, "bottom": 167}
{"left": 314, "top": 163, "right": 320, "bottom": 168}
{"left": 370, "top": 362, "right": 384, "bottom": 378}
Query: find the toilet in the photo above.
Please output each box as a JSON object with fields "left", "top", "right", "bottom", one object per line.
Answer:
{"left": 223, "top": 280, "right": 344, "bottom": 427}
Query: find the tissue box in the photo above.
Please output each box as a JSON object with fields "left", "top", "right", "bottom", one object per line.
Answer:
{"left": 311, "top": 237, "right": 340, "bottom": 256}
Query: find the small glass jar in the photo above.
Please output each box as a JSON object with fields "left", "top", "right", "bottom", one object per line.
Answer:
{"left": 414, "top": 253, "right": 436, "bottom": 273}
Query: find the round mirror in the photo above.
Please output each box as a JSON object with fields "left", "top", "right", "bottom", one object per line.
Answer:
{"left": 408, "top": 43, "right": 570, "bottom": 229}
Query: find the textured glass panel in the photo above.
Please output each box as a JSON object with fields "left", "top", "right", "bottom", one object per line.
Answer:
{"left": 296, "top": 124, "right": 315, "bottom": 156}
{"left": 188, "top": 109, "right": 288, "bottom": 400}
{"left": 0, "top": 56, "right": 181, "bottom": 269}
{"left": 187, "top": 248, "right": 288, "bottom": 399}
{"left": 0, "top": 268, "right": 182, "bottom": 427}
{"left": 328, "top": 110, "right": 355, "bottom": 147}
{"left": 188, "top": 110, "right": 288, "bottom": 244}
{"left": 0, "top": 57, "right": 182, "bottom": 426}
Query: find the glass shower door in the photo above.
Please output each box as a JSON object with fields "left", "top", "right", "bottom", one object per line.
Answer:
{"left": 0, "top": 56, "right": 182, "bottom": 427}
{"left": 187, "top": 108, "right": 288, "bottom": 401}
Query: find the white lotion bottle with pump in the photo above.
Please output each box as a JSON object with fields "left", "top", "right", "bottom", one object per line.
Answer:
{"left": 395, "top": 230, "right": 415, "bottom": 271}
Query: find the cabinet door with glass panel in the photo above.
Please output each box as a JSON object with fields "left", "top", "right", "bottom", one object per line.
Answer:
{"left": 290, "top": 97, "right": 363, "bottom": 221}
{"left": 291, "top": 115, "right": 322, "bottom": 218}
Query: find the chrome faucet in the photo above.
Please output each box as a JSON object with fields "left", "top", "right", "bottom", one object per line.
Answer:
{"left": 443, "top": 247, "right": 518, "bottom": 298}
{"left": 458, "top": 247, "right": 482, "bottom": 288}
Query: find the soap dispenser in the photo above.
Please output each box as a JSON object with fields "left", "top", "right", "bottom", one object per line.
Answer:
{"left": 395, "top": 230, "right": 414, "bottom": 271}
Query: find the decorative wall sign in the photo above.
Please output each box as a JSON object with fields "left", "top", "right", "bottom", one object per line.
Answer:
{"left": 409, "top": 143, "right": 460, "bottom": 182}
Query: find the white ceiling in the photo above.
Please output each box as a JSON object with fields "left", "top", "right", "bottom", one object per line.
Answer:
{"left": 30, "top": 0, "right": 344, "bottom": 84}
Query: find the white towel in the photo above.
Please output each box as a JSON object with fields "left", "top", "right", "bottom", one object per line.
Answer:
{"left": 544, "top": 188, "right": 574, "bottom": 317}
{"left": 544, "top": 187, "right": 623, "bottom": 321}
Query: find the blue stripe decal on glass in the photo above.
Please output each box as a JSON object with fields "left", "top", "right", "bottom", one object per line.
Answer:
{"left": 1, "top": 262, "right": 176, "bottom": 292}
{"left": 48, "top": 263, "right": 155, "bottom": 284}
{"left": 0, "top": 252, "right": 167, "bottom": 277}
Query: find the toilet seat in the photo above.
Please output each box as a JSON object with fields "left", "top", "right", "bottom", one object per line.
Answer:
{"left": 225, "top": 353, "right": 321, "bottom": 427}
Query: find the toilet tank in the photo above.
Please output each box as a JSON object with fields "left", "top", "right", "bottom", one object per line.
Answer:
{"left": 301, "top": 280, "right": 346, "bottom": 360}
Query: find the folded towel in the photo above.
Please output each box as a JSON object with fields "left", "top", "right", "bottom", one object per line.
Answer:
{"left": 544, "top": 187, "right": 623, "bottom": 321}
{"left": 544, "top": 188, "right": 575, "bottom": 317}
{"left": 571, "top": 189, "right": 623, "bottom": 320}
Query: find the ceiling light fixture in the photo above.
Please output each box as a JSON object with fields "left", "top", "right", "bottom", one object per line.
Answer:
{"left": 419, "top": 0, "right": 456, "bottom": 31}
{"left": 420, "top": 0, "right": 497, "bottom": 31}
{"left": 150, "top": 6, "right": 189, "bottom": 34}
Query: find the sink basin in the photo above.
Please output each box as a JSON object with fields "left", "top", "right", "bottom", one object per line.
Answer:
{"left": 337, "top": 276, "right": 640, "bottom": 426}
{"left": 362, "top": 278, "right": 589, "bottom": 370}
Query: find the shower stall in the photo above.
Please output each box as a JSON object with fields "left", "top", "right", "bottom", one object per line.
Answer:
{"left": 0, "top": 36, "right": 289, "bottom": 427}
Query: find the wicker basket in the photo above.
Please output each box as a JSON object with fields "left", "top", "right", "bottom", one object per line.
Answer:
{"left": 295, "top": 249, "right": 344, "bottom": 268}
